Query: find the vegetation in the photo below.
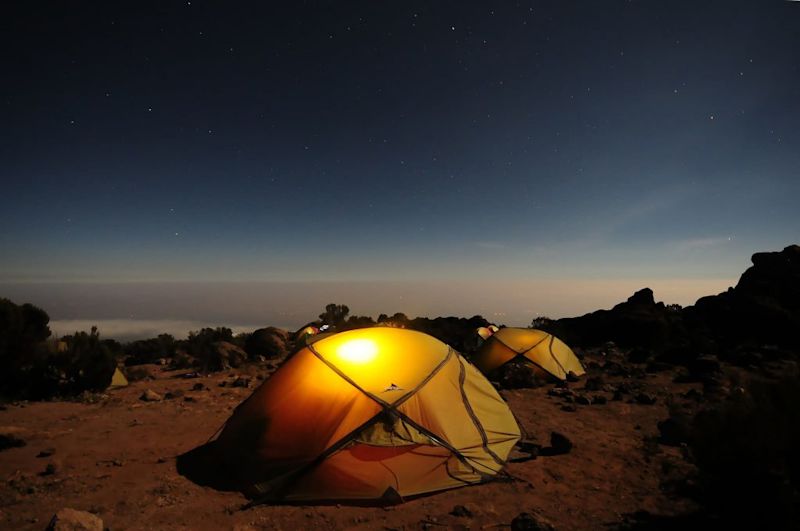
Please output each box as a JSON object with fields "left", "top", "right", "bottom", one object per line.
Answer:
{"left": 318, "top": 303, "right": 350, "bottom": 327}
{"left": 124, "top": 334, "right": 176, "bottom": 366}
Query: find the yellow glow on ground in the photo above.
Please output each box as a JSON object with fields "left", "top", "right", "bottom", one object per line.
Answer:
{"left": 336, "top": 338, "right": 378, "bottom": 363}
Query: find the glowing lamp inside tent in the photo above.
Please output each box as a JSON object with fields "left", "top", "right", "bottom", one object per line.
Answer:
{"left": 336, "top": 338, "right": 378, "bottom": 363}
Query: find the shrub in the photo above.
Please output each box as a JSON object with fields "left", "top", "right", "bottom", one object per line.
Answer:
{"left": 58, "top": 327, "right": 116, "bottom": 395}
{"left": 124, "top": 334, "right": 175, "bottom": 366}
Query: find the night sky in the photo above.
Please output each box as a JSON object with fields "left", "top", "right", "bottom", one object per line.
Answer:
{"left": 2, "top": 2, "right": 799, "bottom": 335}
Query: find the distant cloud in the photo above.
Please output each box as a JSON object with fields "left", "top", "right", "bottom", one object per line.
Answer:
{"left": 49, "top": 319, "right": 264, "bottom": 341}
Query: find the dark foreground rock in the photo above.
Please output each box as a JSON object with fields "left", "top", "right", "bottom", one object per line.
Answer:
{"left": 511, "top": 512, "right": 555, "bottom": 531}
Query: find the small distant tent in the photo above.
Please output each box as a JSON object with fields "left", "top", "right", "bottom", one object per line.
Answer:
{"left": 472, "top": 327, "right": 585, "bottom": 381}
{"left": 476, "top": 324, "right": 500, "bottom": 341}
{"left": 108, "top": 367, "right": 128, "bottom": 389}
{"left": 294, "top": 324, "right": 320, "bottom": 341}
{"left": 210, "top": 327, "right": 520, "bottom": 502}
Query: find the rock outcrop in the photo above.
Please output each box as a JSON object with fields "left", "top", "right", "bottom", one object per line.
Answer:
{"left": 554, "top": 288, "right": 683, "bottom": 348}
{"left": 686, "top": 244, "right": 800, "bottom": 348}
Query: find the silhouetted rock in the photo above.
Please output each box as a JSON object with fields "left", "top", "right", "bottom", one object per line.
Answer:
{"left": 244, "top": 327, "right": 289, "bottom": 360}
{"left": 553, "top": 288, "right": 682, "bottom": 349}
{"left": 46, "top": 508, "right": 103, "bottom": 531}
{"left": 687, "top": 245, "right": 800, "bottom": 349}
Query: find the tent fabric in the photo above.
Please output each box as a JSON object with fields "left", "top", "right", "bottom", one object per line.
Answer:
{"left": 108, "top": 367, "right": 128, "bottom": 389}
{"left": 472, "top": 327, "right": 585, "bottom": 381}
{"left": 212, "top": 327, "right": 520, "bottom": 502}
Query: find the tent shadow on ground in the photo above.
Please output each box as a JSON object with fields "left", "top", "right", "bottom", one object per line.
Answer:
{"left": 176, "top": 440, "right": 409, "bottom": 507}
{"left": 176, "top": 440, "right": 245, "bottom": 494}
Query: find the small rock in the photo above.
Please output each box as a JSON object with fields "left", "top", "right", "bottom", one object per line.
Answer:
{"left": 511, "top": 511, "right": 554, "bottom": 531}
{"left": 575, "top": 395, "right": 591, "bottom": 405}
{"left": 139, "top": 389, "right": 162, "bottom": 402}
{"left": 0, "top": 431, "right": 26, "bottom": 451}
{"left": 46, "top": 508, "right": 103, "bottom": 531}
{"left": 450, "top": 504, "right": 473, "bottom": 517}
{"left": 547, "top": 388, "right": 573, "bottom": 398}
{"left": 560, "top": 404, "right": 577, "bottom": 412}
{"left": 591, "top": 395, "right": 607, "bottom": 405}
{"left": 547, "top": 431, "right": 573, "bottom": 455}
{"left": 37, "top": 448, "right": 56, "bottom": 458}
{"left": 164, "top": 390, "right": 184, "bottom": 400}
{"left": 635, "top": 393, "right": 657, "bottom": 405}
{"left": 232, "top": 376, "right": 251, "bottom": 388}
{"left": 191, "top": 383, "right": 206, "bottom": 391}
{"left": 183, "top": 396, "right": 196, "bottom": 402}
{"left": 566, "top": 371, "right": 580, "bottom": 382}
{"left": 41, "top": 462, "right": 58, "bottom": 476}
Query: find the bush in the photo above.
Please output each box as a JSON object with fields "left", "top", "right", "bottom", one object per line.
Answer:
{"left": 124, "top": 334, "right": 175, "bottom": 366}
{"left": 688, "top": 375, "right": 800, "bottom": 528}
{"left": 58, "top": 327, "right": 116, "bottom": 395}
{"left": 0, "top": 298, "right": 52, "bottom": 399}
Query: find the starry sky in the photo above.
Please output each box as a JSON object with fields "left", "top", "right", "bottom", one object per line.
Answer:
{"left": 2, "top": 1, "right": 799, "bottom": 335}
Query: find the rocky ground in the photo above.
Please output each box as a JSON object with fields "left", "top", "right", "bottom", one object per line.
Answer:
{"left": 0, "top": 345, "right": 722, "bottom": 531}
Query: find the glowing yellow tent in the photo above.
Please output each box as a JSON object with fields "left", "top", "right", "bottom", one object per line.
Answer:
{"left": 212, "top": 327, "right": 520, "bottom": 503}
{"left": 108, "top": 367, "right": 128, "bottom": 389}
{"left": 476, "top": 324, "right": 500, "bottom": 341}
{"left": 472, "top": 327, "right": 585, "bottom": 381}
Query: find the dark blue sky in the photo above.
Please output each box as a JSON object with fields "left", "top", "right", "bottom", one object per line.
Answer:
{"left": 1, "top": 1, "right": 799, "bottom": 330}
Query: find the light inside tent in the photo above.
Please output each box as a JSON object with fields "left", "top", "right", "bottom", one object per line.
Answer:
{"left": 336, "top": 338, "right": 378, "bottom": 363}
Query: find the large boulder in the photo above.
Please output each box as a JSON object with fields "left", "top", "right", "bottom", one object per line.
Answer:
{"left": 244, "top": 327, "right": 289, "bottom": 360}
{"left": 687, "top": 244, "right": 800, "bottom": 348}
{"left": 553, "top": 288, "right": 682, "bottom": 348}
{"left": 203, "top": 341, "right": 247, "bottom": 372}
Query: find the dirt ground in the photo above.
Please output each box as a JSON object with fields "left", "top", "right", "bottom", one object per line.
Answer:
{"left": 0, "top": 353, "right": 701, "bottom": 530}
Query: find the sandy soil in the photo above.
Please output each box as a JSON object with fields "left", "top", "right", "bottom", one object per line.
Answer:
{"left": 0, "top": 353, "right": 701, "bottom": 530}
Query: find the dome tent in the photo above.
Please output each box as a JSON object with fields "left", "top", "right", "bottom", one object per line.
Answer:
{"left": 472, "top": 327, "right": 585, "bottom": 381}
{"left": 210, "top": 327, "right": 520, "bottom": 503}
